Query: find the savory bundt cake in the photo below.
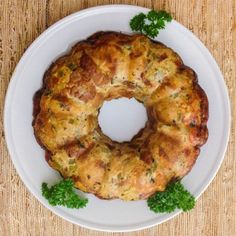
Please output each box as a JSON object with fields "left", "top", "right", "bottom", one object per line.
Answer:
{"left": 33, "top": 32, "right": 208, "bottom": 200}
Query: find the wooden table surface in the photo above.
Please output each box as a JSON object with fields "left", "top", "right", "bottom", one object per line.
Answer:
{"left": 0, "top": 0, "right": 235, "bottom": 235}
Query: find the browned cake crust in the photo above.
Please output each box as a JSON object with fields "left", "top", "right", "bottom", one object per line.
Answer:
{"left": 33, "top": 32, "right": 208, "bottom": 200}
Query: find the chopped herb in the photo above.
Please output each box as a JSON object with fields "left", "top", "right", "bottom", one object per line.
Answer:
{"left": 117, "top": 173, "right": 124, "bottom": 180}
{"left": 130, "top": 10, "right": 172, "bottom": 38}
{"left": 59, "top": 102, "right": 65, "bottom": 108}
{"left": 68, "top": 159, "right": 75, "bottom": 164}
{"left": 171, "top": 93, "right": 178, "bottom": 98}
{"left": 67, "top": 63, "right": 77, "bottom": 71}
{"left": 177, "top": 113, "right": 182, "bottom": 121}
{"left": 123, "top": 45, "right": 132, "bottom": 50}
{"left": 69, "top": 118, "right": 75, "bottom": 124}
{"left": 42, "top": 179, "right": 88, "bottom": 209}
{"left": 58, "top": 70, "right": 64, "bottom": 77}
{"left": 51, "top": 124, "right": 56, "bottom": 132}
{"left": 146, "top": 161, "right": 157, "bottom": 180}
{"left": 147, "top": 181, "right": 195, "bottom": 213}
{"left": 44, "top": 89, "right": 52, "bottom": 96}
{"left": 186, "top": 94, "right": 191, "bottom": 100}
{"left": 69, "top": 165, "right": 76, "bottom": 172}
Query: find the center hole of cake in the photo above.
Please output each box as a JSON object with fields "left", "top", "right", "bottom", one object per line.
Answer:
{"left": 98, "top": 97, "right": 148, "bottom": 142}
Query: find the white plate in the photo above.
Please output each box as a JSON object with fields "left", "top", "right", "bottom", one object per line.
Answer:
{"left": 4, "top": 5, "right": 231, "bottom": 232}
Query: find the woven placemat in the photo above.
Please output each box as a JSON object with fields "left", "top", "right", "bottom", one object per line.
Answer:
{"left": 0, "top": 0, "right": 235, "bottom": 235}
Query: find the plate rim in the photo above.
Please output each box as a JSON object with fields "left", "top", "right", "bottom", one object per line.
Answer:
{"left": 3, "top": 4, "right": 231, "bottom": 232}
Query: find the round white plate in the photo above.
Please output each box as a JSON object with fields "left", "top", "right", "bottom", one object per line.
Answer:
{"left": 4, "top": 5, "right": 231, "bottom": 232}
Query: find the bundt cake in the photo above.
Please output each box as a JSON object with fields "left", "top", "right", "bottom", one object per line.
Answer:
{"left": 33, "top": 32, "right": 208, "bottom": 200}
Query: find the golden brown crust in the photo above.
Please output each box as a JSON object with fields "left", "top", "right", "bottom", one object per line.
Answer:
{"left": 33, "top": 31, "right": 209, "bottom": 200}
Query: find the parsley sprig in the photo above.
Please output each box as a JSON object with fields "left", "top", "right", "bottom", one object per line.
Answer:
{"left": 147, "top": 181, "right": 195, "bottom": 213}
{"left": 130, "top": 10, "right": 172, "bottom": 38}
{"left": 42, "top": 179, "right": 88, "bottom": 209}
{"left": 41, "top": 179, "right": 194, "bottom": 213}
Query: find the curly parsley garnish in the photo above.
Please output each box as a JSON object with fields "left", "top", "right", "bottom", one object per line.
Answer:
{"left": 42, "top": 179, "right": 88, "bottom": 209}
{"left": 147, "top": 181, "right": 195, "bottom": 213}
{"left": 130, "top": 10, "right": 172, "bottom": 38}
